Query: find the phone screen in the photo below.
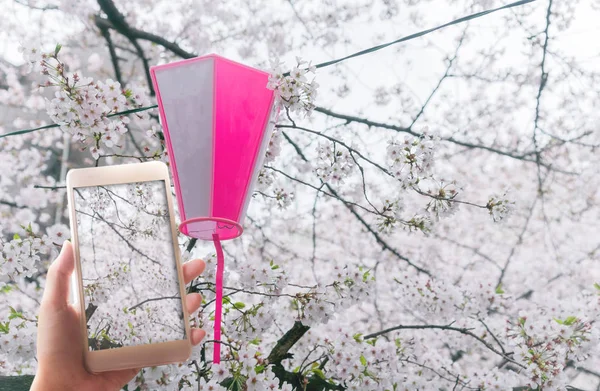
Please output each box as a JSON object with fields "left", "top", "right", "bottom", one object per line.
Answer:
{"left": 72, "top": 180, "right": 185, "bottom": 351}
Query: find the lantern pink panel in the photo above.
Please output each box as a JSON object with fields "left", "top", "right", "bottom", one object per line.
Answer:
{"left": 150, "top": 54, "right": 277, "bottom": 241}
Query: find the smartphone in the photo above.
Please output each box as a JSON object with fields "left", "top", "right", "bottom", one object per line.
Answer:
{"left": 66, "top": 161, "right": 191, "bottom": 373}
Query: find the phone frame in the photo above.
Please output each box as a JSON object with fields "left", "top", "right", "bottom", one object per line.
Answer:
{"left": 66, "top": 161, "right": 192, "bottom": 373}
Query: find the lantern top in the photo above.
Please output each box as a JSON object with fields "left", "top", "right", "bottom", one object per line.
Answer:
{"left": 150, "top": 53, "right": 271, "bottom": 77}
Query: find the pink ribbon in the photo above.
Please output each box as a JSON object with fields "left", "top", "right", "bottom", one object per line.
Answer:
{"left": 212, "top": 233, "right": 224, "bottom": 364}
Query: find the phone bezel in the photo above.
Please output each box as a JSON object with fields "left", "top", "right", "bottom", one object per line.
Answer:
{"left": 66, "top": 161, "right": 192, "bottom": 373}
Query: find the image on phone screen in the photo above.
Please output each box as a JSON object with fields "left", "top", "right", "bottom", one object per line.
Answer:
{"left": 72, "top": 180, "right": 185, "bottom": 351}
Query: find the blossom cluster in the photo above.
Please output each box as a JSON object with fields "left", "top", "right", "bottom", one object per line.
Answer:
{"left": 375, "top": 200, "right": 435, "bottom": 235}
{"left": 296, "top": 266, "right": 375, "bottom": 326}
{"left": 272, "top": 188, "right": 294, "bottom": 209}
{"left": 507, "top": 314, "right": 596, "bottom": 390}
{"left": 264, "top": 129, "right": 283, "bottom": 165}
{"left": 0, "top": 223, "right": 69, "bottom": 283}
{"left": 394, "top": 274, "right": 505, "bottom": 323}
{"left": 486, "top": 190, "right": 515, "bottom": 222}
{"left": 0, "top": 223, "right": 68, "bottom": 374}
{"left": 190, "top": 258, "right": 288, "bottom": 341}
{"left": 0, "top": 307, "right": 37, "bottom": 371}
{"left": 386, "top": 128, "right": 439, "bottom": 185}
{"left": 267, "top": 57, "right": 318, "bottom": 116}
{"left": 20, "top": 44, "right": 150, "bottom": 159}
{"left": 423, "top": 180, "right": 462, "bottom": 221}
{"left": 376, "top": 199, "right": 404, "bottom": 233}
{"left": 256, "top": 169, "right": 275, "bottom": 192}
{"left": 314, "top": 141, "right": 355, "bottom": 185}
{"left": 128, "top": 342, "right": 292, "bottom": 390}
{"left": 326, "top": 332, "right": 401, "bottom": 390}
{"left": 236, "top": 260, "right": 288, "bottom": 291}
{"left": 201, "top": 345, "right": 293, "bottom": 391}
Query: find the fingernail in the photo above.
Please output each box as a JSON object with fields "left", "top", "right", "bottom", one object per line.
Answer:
{"left": 192, "top": 329, "right": 206, "bottom": 345}
{"left": 60, "top": 240, "right": 70, "bottom": 252}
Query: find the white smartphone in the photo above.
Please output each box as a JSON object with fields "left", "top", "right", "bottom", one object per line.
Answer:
{"left": 66, "top": 161, "right": 191, "bottom": 373}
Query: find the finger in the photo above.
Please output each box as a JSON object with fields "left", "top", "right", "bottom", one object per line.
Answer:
{"left": 190, "top": 328, "right": 206, "bottom": 346}
{"left": 42, "top": 241, "right": 75, "bottom": 308}
{"left": 183, "top": 258, "right": 206, "bottom": 284}
{"left": 185, "top": 292, "right": 202, "bottom": 314}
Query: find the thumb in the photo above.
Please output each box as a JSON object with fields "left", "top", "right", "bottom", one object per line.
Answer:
{"left": 42, "top": 241, "right": 75, "bottom": 308}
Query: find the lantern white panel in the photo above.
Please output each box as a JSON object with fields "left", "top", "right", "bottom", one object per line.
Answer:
{"left": 152, "top": 59, "right": 215, "bottom": 223}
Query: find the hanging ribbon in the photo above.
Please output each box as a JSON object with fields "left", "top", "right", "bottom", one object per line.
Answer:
{"left": 212, "top": 233, "right": 224, "bottom": 364}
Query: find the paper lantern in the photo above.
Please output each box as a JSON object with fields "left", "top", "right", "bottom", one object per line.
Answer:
{"left": 150, "top": 54, "right": 277, "bottom": 363}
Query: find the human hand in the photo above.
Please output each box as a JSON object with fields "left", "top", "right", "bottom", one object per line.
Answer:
{"left": 30, "top": 241, "right": 207, "bottom": 391}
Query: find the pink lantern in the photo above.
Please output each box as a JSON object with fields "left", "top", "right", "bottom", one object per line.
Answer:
{"left": 150, "top": 54, "right": 277, "bottom": 363}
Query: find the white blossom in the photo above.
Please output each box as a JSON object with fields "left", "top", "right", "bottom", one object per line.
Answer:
{"left": 486, "top": 190, "right": 515, "bottom": 222}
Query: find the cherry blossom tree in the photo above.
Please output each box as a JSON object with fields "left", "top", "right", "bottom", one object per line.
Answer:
{"left": 1, "top": 0, "right": 599, "bottom": 390}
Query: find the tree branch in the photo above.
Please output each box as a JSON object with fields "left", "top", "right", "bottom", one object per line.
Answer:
{"left": 313, "top": 106, "right": 564, "bottom": 171}
{"left": 93, "top": 14, "right": 195, "bottom": 60}
{"left": 97, "top": 24, "right": 122, "bottom": 84}
{"left": 267, "top": 321, "right": 310, "bottom": 365}
{"left": 128, "top": 294, "right": 180, "bottom": 311}
{"left": 0, "top": 200, "right": 25, "bottom": 209}
{"left": 325, "top": 182, "right": 431, "bottom": 275}
{"left": 364, "top": 322, "right": 524, "bottom": 369}
{"left": 96, "top": 0, "right": 154, "bottom": 95}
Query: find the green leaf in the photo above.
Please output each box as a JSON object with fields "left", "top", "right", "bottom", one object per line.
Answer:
{"left": 495, "top": 284, "right": 505, "bottom": 294}
{"left": 123, "top": 89, "right": 133, "bottom": 99}
{"left": 100, "top": 330, "right": 110, "bottom": 340}
{"left": 311, "top": 368, "right": 326, "bottom": 380}
{"left": 0, "top": 285, "right": 12, "bottom": 294}
{"left": 563, "top": 316, "right": 577, "bottom": 326}
{"left": 353, "top": 333, "right": 363, "bottom": 342}
{"left": 0, "top": 322, "right": 9, "bottom": 334}
{"left": 249, "top": 337, "right": 261, "bottom": 345}
{"left": 554, "top": 316, "right": 577, "bottom": 326}
{"left": 359, "top": 354, "right": 367, "bottom": 367}
{"left": 54, "top": 43, "right": 62, "bottom": 56}
{"left": 8, "top": 306, "right": 23, "bottom": 320}
{"left": 594, "top": 282, "right": 600, "bottom": 291}
{"left": 13, "top": 233, "right": 20, "bottom": 240}
{"left": 233, "top": 302, "right": 246, "bottom": 309}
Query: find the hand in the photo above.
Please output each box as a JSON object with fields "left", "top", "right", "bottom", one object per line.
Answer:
{"left": 31, "top": 241, "right": 207, "bottom": 391}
